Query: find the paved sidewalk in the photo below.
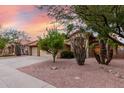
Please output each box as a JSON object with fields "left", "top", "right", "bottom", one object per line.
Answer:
{"left": 0, "top": 56, "right": 55, "bottom": 88}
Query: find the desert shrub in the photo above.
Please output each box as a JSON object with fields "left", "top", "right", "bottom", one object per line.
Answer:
{"left": 60, "top": 50, "right": 74, "bottom": 59}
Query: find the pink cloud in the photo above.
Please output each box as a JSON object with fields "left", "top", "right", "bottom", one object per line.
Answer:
{"left": 0, "top": 5, "right": 35, "bottom": 25}
{"left": 0, "top": 5, "right": 55, "bottom": 39}
{"left": 21, "top": 12, "right": 55, "bottom": 37}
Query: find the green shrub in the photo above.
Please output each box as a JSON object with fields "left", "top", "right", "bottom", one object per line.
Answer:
{"left": 60, "top": 51, "right": 74, "bottom": 59}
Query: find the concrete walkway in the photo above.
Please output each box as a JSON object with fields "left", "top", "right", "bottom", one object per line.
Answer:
{"left": 0, "top": 56, "right": 55, "bottom": 88}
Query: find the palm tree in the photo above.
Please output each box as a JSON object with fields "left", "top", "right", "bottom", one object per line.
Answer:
{"left": 93, "top": 37, "right": 114, "bottom": 65}
{"left": 69, "top": 31, "right": 86, "bottom": 65}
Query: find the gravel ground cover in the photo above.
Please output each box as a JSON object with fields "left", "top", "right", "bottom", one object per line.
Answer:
{"left": 18, "top": 58, "right": 124, "bottom": 88}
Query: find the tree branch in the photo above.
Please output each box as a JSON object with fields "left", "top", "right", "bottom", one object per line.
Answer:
{"left": 107, "top": 35, "right": 124, "bottom": 46}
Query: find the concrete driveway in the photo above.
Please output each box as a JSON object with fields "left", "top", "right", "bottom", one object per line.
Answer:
{"left": 0, "top": 55, "right": 55, "bottom": 88}
{"left": 0, "top": 55, "right": 52, "bottom": 68}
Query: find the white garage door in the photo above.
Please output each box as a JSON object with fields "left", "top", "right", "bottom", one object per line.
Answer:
{"left": 32, "top": 47, "right": 37, "bottom": 56}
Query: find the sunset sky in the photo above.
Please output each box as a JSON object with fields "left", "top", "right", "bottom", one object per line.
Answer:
{"left": 0, "top": 5, "right": 55, "bottom": 40}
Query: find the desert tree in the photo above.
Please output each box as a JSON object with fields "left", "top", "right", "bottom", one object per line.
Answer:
{"left": 74, "top": 5, "right": 124, "bottom": 45}
{"left": 0, "top": 36, "right": 9, "bottom": 55}
{"left": 38, "top": 28, "right": 64, "bottom": 63}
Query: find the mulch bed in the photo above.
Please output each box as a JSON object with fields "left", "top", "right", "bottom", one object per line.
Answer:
{"left": 18, "top": 58, "right": 124, "bottom": 88}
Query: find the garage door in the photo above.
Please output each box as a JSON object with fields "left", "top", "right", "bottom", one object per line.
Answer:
{"left": 32, "top": 47, "right": 37, "bottom": 56}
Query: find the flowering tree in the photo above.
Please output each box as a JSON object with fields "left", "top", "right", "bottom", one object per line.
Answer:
{"left": 0, "top": 28, "right": 30, "bottom": 43}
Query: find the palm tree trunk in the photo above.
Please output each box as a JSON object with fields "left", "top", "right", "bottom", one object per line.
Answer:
{"left": 70, "top": 36, "right": 86, "bottom": 65}
{"left": 94, "top": 39, "right": 113, "bottom": 65}
{"left": 85, "top": 39, "right": 89, "bottom": 58}
{"left": 96, "top": 39, "right": 106, "bottom": 64}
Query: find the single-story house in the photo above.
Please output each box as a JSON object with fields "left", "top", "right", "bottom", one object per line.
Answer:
{"left": 27, "top": 38, "right": 124, "bottom": 59}
{"left": 27, "top": 40, "right": 73, "bottom": 57}
{"left": 0, "top": 39, "right": 30, "bottom": 56}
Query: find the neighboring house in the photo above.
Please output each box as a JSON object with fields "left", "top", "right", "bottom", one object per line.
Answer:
{"left": 19, "top": 40, "right": 30, "bottom": 55}
{"left": 0, "top": 40, "right": 30, "bottom": 56}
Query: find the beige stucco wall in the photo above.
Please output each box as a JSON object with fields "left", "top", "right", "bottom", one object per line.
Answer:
{"left": 40, "top": 50, "right": 50, "bottom": 56}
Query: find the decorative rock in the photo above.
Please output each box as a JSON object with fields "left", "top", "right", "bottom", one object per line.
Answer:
{"left": 114, "top": 72, "right": 121, "bottom": 78}
{"left": 50, "top": 66, "right": 58, "bottom": 70}
{"left": 111, "top": 71, "right": 116, "bottom": 74}
{"left": 74, "top": 76, "right": 80, "bottom": 80}
{"left": 119, "top": 75, "right": 124, "bottom": 79}
{"left": 108, "top": 69, "right": 112, "bottom": 73}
